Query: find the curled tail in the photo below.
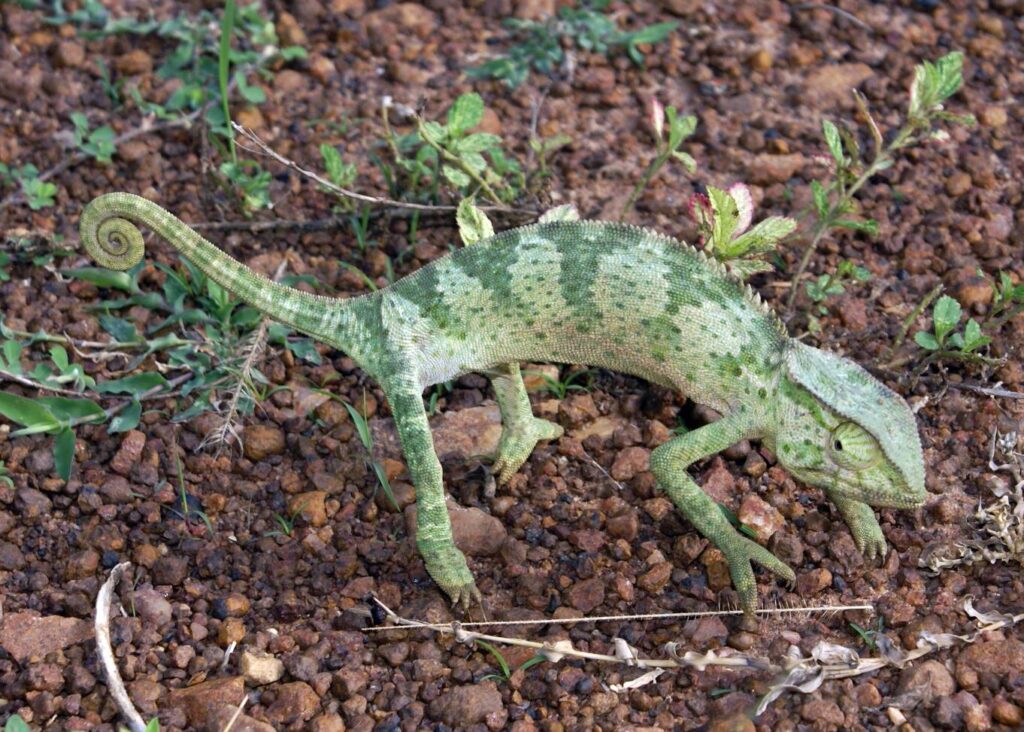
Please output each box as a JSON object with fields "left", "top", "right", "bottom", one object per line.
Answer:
{"left": 80, "top": 192, "right": 349, "bottom": 344}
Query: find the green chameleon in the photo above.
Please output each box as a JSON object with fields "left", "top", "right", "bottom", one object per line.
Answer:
{"left": 80, "top": 193, "right": 925, "bottom": 614}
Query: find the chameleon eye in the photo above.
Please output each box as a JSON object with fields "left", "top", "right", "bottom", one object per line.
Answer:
{"left": 828, "top": 421, "right": 879, "bottom": 470}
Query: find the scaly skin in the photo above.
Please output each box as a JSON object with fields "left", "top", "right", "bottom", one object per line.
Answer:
{"left": 80, "top": 193, "right": 927, "bottom": 614}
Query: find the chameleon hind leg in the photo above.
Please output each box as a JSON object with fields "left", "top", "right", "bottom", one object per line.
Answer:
{"left": 649, "top": 411, "right": 795, "bottom": 615}
{"left": 487, "top": 362, "right": 564, "bottom": 484}
{"left": 382, "top": 375, "right": 480, "bottom": 609}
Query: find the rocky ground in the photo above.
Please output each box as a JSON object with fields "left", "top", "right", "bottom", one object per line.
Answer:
{"left": 0, "top": 0, "right": 1023, "bottom": 730}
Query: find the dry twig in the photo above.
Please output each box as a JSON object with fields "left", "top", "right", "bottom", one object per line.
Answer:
{"left": 95, "top": 562, "right": 146, "bottom": 732}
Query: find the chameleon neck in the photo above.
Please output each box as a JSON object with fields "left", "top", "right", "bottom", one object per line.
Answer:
{"left": 80, "top": 192, "right": 364, "bottom": 352}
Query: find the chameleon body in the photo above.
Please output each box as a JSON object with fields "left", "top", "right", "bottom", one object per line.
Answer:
{"left": 80, "top": 193, "right": 926, "bottom": 613}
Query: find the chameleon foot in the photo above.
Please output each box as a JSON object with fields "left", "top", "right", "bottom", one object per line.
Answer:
{"left": 492, "top": 417, "right": 564, "bottom": 484}
{"left": 830, "top": 494, "right": 887, "bottom": 562}
{"left": 422, "top": 544, "right": 482, "bottom": 611}
{"left": 722, "top": 535, "right": 796, "bottom": 616}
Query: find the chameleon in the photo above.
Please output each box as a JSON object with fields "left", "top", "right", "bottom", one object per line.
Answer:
{"left": 79, "top": 192, "right": 926, "bottom": 614}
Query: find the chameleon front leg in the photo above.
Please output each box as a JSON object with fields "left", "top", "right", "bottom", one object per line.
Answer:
{"left": 650, "top": 411, "right": 795, "bottom": 615}
{"left": 827, "top": 490, "right": 887, "bottom": 561}
{"left": 383, "top": 376, "right": 481, "bottom": 609}
{"left": 487, "top": 363, "right": 563, "bottom": 484}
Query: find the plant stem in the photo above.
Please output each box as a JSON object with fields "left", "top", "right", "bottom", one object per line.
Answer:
{"left": 620, "top": 149, "right": 668, "bottom": 221}
{"left": 415, "top": 120, "right": 505, "bottom": 206}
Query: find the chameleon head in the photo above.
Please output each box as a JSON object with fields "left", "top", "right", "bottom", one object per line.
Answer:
{"left": 770, "top": 340, "right": 926, "bottom": 509}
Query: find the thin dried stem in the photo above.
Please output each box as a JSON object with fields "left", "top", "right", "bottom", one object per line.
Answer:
{"left": 95, "top": 562, "right": 146, "bottom": 732}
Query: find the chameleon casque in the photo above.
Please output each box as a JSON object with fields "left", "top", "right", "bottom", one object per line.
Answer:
{"left": 80, "top": 192, "right": 926, "bottom": 614}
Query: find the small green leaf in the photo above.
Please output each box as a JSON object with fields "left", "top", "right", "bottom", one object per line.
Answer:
{"left": 822, "top": 120, "right": 844, "bottom": 164}
{"left": 442, "top": 165, "right": 471, "bottom": 188}
{"left": 5, "top": 713, "right": 31, "bottom": 732}
{"left": 456, "top": 198, "right": 494, "bottom": 246}
{"left": 144, "top": 717, "right": 161, "bottom": 732}
{"left": 932, "top": 295, "right": 962, "bottom": 342}
{"left": 65, "top": 267, "right": 134, "bottom": 292}
{"left": 457, "top": 133, "right": 501, "bottom": 154}
{"left": 109, "top": 399, "right": 141, "bottom": 433}
{"left": 811, "top": 180, "right": 829, "bottom": 218}
{"left": 234, "top": 71, "right": 266, "bottom": 103}
{"left": 671, "top": 150, "right": 696, "bottom": 173}
{"left": 728, "top": 216, "right": 797, "bottom": 256}
{"left": 833, "top": 219, "right": 880, "bottom": 236}
{"left": 54, "top": 427, "right": 75, "bottom": 481}
{"left": 50, "top": 345, "right": 70, "bottom": 371}
{"left": 0, "top": 392, "right": 61, "bottom": 433}
{"left": 419, "top": 121, "right": 445, "bottom": 144}
{"left": 96, "top": 372, "right": 168, "bottom": 396}
{"left": 99, "top": 314, "right": 138, "bottom": 342}
{"left": 914, "top": 331, "right": 940, "bottom": 350}
{"left": 962, "top": 318, "right": 991, "bottom": 352}
{"left": 36, "top": 396, "right": 106, "bottom": 423}
{"left": 1, "top": 340, "right": 23, "bottom": 374}
{"left": 446, "top": 93, "right": 484, "bottom": 135}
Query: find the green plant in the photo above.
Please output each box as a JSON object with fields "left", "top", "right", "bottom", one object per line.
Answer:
{"left": 914, "top": 294, "right": 994, "bottom": 364}
{"left": 0, "top": 164, "right": 57, "bottom": 210}
{"left": 849, "top": 616, "right": 885, "bottom": 653}
{"left": 166, "top": 454, "right": 214, "bottom": 534}
{"left": 804, "top": 260, "right": 871, "bottom": 332}
{"left": 528, "top": 367, "right": 593, "bottom": 399}
{"left": 479, "top": 641, "right": 547, "bottom": 683}
{"left": 426, "top": 380, "right": 454, "bottom": 416}
{"left": 5, "top": 714, "right": 30, "bottom": 732}
{"left": 340, "top": 395, "right": 398, "bottom": 510}
{"left": 0, "top": 252, "right": 10, "bottom": 283}
{"left": 688, "top": 183, "right": 797, "bottom": 279}
{"left": 621, "top": 100, "right": 697, "bottom": 218}
{"left": 0, "top": 393, "right": 104, "bottom": 480}
{"left": 71, "top": 112, "right": 116, "bottom": 164}
{"left": 787, "top": 52, "right": 974, "bottom": 312}
{"left": 468, "top": 0, "right": 677, "bottom": 88}
{"left": 0, "top": 460, "right": 13, "bottom": 488}
{"left": 985, "top": 272, "right": 1024, "bottom": 330}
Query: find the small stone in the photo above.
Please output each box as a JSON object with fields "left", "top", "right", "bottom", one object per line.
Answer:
{"left": 748, "top": 49, "right": 772, "bottom": 71}
{"left": 240, "top": 649, "right": 285, "bottom": 686}
{"left": 166, "top": 677, "right": 246, "bottom": 730}
{"left": 708, "top": 714, "right": 755, "bottom": 732}
{"left": 99, "top": 475, "right": 133, "bottom": 503}
{"left": 737, "top": 495, "right": 785, "bottom": 542}
{"left": 795, "top": 567, "right": 832, "bottom": 596}
{"left": 26, "top": 662, "right": 64, "bottom": 691}
{"left": 610, "top": 446, "right": 650, "bottom": 481}
{"left": 244, "top": 424, "right": 286, "bottom": 460}
{"left": 224, "top": 593, "right": 251, "bottom": 617}
{"left": 65, "top": 549, "right": 99, "bottom": 580}
{"left": 308, "top": 54, "right": 336, "bottom": 84}
{"left": 898, "top": 660, "right": 954, "bottom": 705}
{"left": 802, "top": 63, "right": 873, "bottom": 109}
{"left": 128, "top": 679, "right": 164, "bottom": 715}
{"left": 235, "top": 106, "right": 265, "bottom": 130}
{"left": 309, "top": 713, "right": 347, "bottom": 732}
{"left": 565, "top": 577, "right": 605, "bottom": 613}
{"left": 701, "top": 548, "right": 732, "bottom": 591}
{"left": 801, "top": 699, "right": 844, "bottom": 726}
{"left": 946, "top": 171, "right": 972, "bottom": 196}
{"left": 606, "top": 511, "right": 639, "bottom": 541}
{"left": 53, "top": 40, "right": 85, "bottom": 68}
{"left": 132, "top": 588, "right": 173, "bottom": 626}
{"left": 266, "top": 681, "right": 321, "bottom": 725}
{"left": 273, "top": 69, "right": 307, "bottom": 95}
{"left": 115, "top": 49, "right": 153, "bottom": 75}
{"left": 522, "top": 364, "right": 559, "bottom": 392}
{"left": 289, "top": 491, "right": 328, "bottom": 527}
{"left": 18, "top": 487, "right": 51, "bottom": 517}
{"left": 978, "top": 105, "right": 1007, "bottom": 129}
{"left": 111, "top": 431, "right": 146, "bottom": 476}
{"left": 332, "top": 668, "right": 368, "bottom": 699}
{"left": 749, "top": 153, "right": 806, "bottom": 185}
{"left": 364, "top": 3, "right": 438, "bottom": 48}
{"left": 688, "top": 616, "right": 728, "bottom": 647}
{"left": 378, "top": 641, "right": 410, "bottom": 667}
{"left": 219, "top": 617, "right": 246, "bottom": 646}
{"left": 428, "top": 681, "right": 503, "bottom": 727}
{"left": 152, "top": 554, "right": 189, "bottom": 585}
{"left": 993, "top": 699, "right": 1023, "bottom": 726}
{"left": 957, "top": 638, "right": 1024, "bottom": 679}
{"left": 276, "top": 12, "right": 307, "bottom": 46}
{"left": 0, "top": 613, "right": 94, "bottom": 663}
{"left": 405, "top": 498, "right": 506, "bottom": 557}
{"left": 637, "top": 562, "right": 672, "bottom": 594}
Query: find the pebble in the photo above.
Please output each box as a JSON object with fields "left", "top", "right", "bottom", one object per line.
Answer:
{"left": 747, "top": 49, "right": 772, "bottom": 71}
{"left": 796, "top": 567, "right": 832, "bottom": 596}
{"left": 240, "top": 649, "right": 285, "bottom": 686}
{"left": 802, "top": 63, "right": 873, "bottom": 109}
{"left": 978, "top": 105, "right": 1007, "bottom": 129}
{"left": 898, "top": 660, "right": 954, "bottom": 705}
{"left": 405, "top": 498, "right": 507, "bottom": 556}
{"left": 115, "top": 49, "right": 153, "bottom": 75}
{"left": 946, "top": 171, "right": 972, "bottom": 196}
{"left": 266, "top": 681, "right": 321, "bottom": 725}
{"left": 992, "top": 699, "right": 1023, "bottom": 726}
{"left": 165, "top": 677, "right": 245, "bottom": 729}
{"left": 737, "top": 495, "right": 784, "bottom": 542}
{"left": 0, "top": 613, "right": 94, "bottom": 663}
{"left": 606, "top": 510, "right": 639, "bottom": 541}
{"left": 111, "top": 431, "right": 146, "bottom": 476}
{"left": 801, "top": 699, "right": 844, "bottom": 726}
{"left": 244, "top": 424, "right": 286, "bottom": 460}
{"left": 566, "top": 577, "right": 605, "bottom": 613}
{"left": 701, "top": 548, "right": 732, "bottom": 591}
{"left": 638, "top": 561, "right": 672, "bottom": 594}
{"left": 332, "top": 668, "right": 368, "bottom": 699}
{"left": 152, "top": 554, "right": 189, "bottom": 585}
{"left": 99, "top": 475, "right": 133, "bottom": 503}
{"left": 132, "top": 588, "right": 173, "bottom": 626}
{"left": 610, "top": 446, "right": 650, "bottom": 481}
{"left": 428, "top": 681, "right": 503, "bottom": 727}
{"left": 53, "top": 40, "right": 85, "bottom": 68}
{"left": 289, "top": 491, "right": 328, "bottom": 527}
{"left": 749, "top": 153, "right": 806, "bottom": 185}
{"left": 218, "top": 617, "right": 246, "bottom": 646}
